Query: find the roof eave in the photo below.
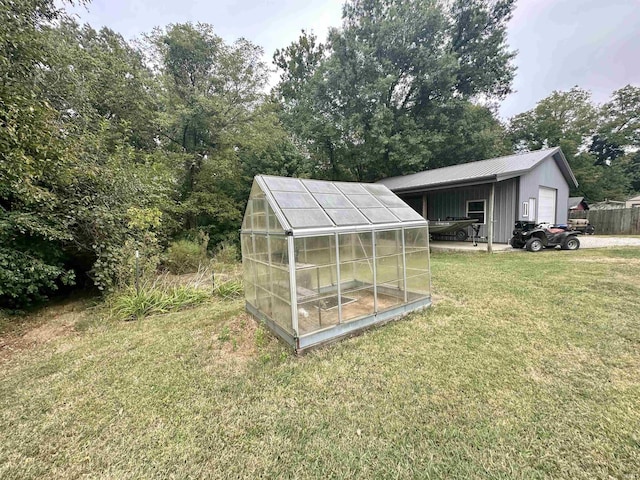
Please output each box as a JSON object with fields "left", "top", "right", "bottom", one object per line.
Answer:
{"left": 388, "top": 175, "right": 499, "bottom": 194}
{"left": 551, "top": 148, "right": 579, "bottom": 188}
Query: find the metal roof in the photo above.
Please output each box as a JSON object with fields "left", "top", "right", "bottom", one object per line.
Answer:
{"left": 568, "top": 196, "right": 586, "bottom": 209}
{"left": 378, "top": 147, "right": 578, "bottom": 193}
{"left": 242, "top": 175, "right": 427, "bottom": 235}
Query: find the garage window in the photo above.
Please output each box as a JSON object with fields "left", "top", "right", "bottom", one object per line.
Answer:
{"left": 466, "top": 200, "right": 486, "bottom": 224}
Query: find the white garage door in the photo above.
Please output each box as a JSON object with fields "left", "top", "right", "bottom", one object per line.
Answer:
{"left": 538, "top": 187, "right": 557, "bottom": 224}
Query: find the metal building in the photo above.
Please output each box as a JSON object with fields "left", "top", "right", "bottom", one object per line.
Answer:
{"left": 378, "top": 147, "right": 578, "bottom": 248}
{"left": 241, "top": 175, "right": 432, "bottom": 352}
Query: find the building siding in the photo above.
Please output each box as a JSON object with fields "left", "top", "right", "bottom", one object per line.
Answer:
{"left": 519, "top": 154, "right": 569, "bottom": 224}
{"left": 400, "top": 178, "right": 518, "bottom": 243}
{"left": 494, "top": 178, "right": 518, "bottom": 243}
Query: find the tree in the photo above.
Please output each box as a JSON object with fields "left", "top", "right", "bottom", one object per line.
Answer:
{"left": 274, "top": 0, "right": 516, "bottom": 181}
{"left": 147, "top": 23, "right": 284, "bottom": 242}
{"left": 0, "top": 0, "right": 79, "bottom": 306}
{"left": 508, "top": 86, "right": 633, "bottom": 201}
{"left": 597, "top": 85, "right": 640, "bottom": 195}
{"left": 41, "top": 20, "right": 160, "bottom": 152}
{"left": 509, "top": 86, "right": 598, "bottom": 158}
{"left": 599, "top": 85, "right": 640, "bottom": 149}
{"left": 0, "top": 1, "right": 175, "bottom": 306}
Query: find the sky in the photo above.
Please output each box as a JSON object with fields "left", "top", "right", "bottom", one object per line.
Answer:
{"left": 67, "top": 0, "right": 640, "bottom": 120}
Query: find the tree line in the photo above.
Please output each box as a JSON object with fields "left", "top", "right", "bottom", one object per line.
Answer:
{"left": 1, "top": 0, "right": 638, "bottom": 307}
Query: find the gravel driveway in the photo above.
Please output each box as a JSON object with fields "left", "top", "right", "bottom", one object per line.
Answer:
{"left": 579, "top": 236, "right": 640, "bottom": 248}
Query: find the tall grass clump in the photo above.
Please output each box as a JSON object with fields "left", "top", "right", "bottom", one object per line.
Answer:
{"left": 213, "top": 279, "right": 243, "bottom": 299}
{"left": 112, "top": 285, "right": 210, "bottom": 321}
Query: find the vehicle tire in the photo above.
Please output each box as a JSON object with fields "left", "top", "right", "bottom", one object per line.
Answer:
{"left": 561, "top": 236, "right": 580, "bottom": 250}
{"left": 585, "top": 225, "right": 595, "bottom": 235}
{"left": 525, "top": 237, "right": 543, "bottom": 252}
{"left": 509, "top": 237, "right": 523, "bottom": 248}
{"left": 454, "top": 229, "right": 469, "bottom": 241}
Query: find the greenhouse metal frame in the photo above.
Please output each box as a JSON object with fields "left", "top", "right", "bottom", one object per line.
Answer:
{"left": 241, "top": 175, "right": 432, "bottom": 352}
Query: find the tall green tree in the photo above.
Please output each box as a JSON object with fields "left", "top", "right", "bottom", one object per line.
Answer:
{"left": 509, "top": 86, "right": 598, "bottom": 158}
{"left": 274, "top": 0, "right": 515, "bottom": 181}
{"left": 41, "top": 20, "right": 160, "bottom": 152}
{"left": 0, "top": 0, "right": 79, "bottom": 306}
{"left": 147, "top": 23, "right": 283, "bottom": 242}
{"left": 508, "top": 86, "right": 633, "bottom": 201}
{"left": 0, "top": 1, "right": 176, "bottom": 306}
{"left": 597, "top": 85, "right": 640, "bottom": 195}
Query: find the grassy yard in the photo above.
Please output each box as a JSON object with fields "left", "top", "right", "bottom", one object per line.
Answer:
{"left": 1, "top": 249, "right": 639, "bottom": 479}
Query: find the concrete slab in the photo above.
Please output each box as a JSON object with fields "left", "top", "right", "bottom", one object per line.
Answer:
{"left": 430, "top": 241, "right": 516, "bottom": 253}
{"left": 430, "top": 236, "right": 640, "bottom": 253}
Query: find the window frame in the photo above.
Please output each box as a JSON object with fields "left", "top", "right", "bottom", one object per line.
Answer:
{"left": 466, "top": 199, "right": 486, "bottom": 225}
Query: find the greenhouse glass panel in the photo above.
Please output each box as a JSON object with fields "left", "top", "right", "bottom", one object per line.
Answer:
{"left": 325, "top": 209, "right": 369, "bottom": 226}
{"left": 361, "top": 208, "right": 398, "bottom": 224}
{"left": 389, "top": 207, "right": 424, "bottom": 222}
{"left": 313, "top": 193, "right": 352, "bottom": 209}
{"left": 241, "top": 175, "right": 431, "bottom": 352}
{"left": 374, "top": 194, "right": 408, "bottom": 208}
{"left": 347, "top": 194, "right": 383, "bottom": 208}
{"left": 272, "top": 191, "right": 317, "bottom": 209}
{"left": 335, "top": 182, "right": 368, "bottom": 195}
{"left": 337, "top": 232, "right": 375, "bottom": 323}
{"left": 282, "top": 209, "right": 333, "bottom": 229}
{"left": 304, "top": 180, "right": 340, "bottom": 194}
{"left": 262, "top": 176, "right": 306, "bottom": 192}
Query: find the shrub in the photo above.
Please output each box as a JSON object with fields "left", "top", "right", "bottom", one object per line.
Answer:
{"left": 0, "top": 246, "right": 75, "bottom": 308}
{"left": 164, "top": 235, "right": 209, "bottom": 275}
{"left": 214, "top": 241, "right": 239, "bottom": 265}
{"left": 92, "top": 233, "right": 161, "bottom": 293}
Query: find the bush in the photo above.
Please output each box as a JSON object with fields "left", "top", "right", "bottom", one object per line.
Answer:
{"left": 164, "top": 233, "right": 209, "bottom": 275}
{"left": 92, "top": 233, "right": 161, "bottom": 292}
{"left": 214, "top": 241, "right": 239, "bottom": 265}
{"left": 111, "top": 285, "right": 210, "bottom": 321}
{"left": 0, "top": 247, "right": 75, "bottom": 308}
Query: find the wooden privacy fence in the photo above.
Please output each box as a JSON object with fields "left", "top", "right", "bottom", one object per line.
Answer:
{"left": 569, "top": 208, "right": 640, "bottom": 235}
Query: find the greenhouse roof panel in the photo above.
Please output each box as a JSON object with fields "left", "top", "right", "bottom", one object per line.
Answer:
{"left": 325, "top": 208, "right": 370, "bottom": 226}
{"left": 246, "top": 175, "right": 427, "bottom": 234}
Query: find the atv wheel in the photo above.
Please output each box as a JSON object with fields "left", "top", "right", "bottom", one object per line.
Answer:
{"left": 585, "top": 225, "right": 595, "bottom": 235}
{"left": 509, "top": 237, "right": 524, "bottom": 248}
{"left": 454, "top": 229, "right": 469, "bottom": 241}
{"left": 561, "top": 236, "right": 580, "bottom": 250}
{"left": 525, "top": 237, "right": 543, "bottom": 252}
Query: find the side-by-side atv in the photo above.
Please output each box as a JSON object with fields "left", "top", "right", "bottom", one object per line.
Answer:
{"left": 509, "top": 221, "right": 581, "bottom": 252}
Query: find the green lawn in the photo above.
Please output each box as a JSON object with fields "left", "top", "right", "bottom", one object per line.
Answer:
{"left": 1, "top": 249, "right": 640, "bottom": 479}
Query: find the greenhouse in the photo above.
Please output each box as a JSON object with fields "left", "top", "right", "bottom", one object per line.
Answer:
{"left": 241, "top": 175, "right": 432, "bottom": 352}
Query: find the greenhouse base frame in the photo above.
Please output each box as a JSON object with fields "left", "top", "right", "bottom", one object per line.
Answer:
{"left": 247, "top": 296, "right": 432, "bottom": 353}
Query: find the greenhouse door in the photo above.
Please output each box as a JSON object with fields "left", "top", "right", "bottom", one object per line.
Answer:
{"left": 538, "top": 187, "right": 556, "bottom": 224}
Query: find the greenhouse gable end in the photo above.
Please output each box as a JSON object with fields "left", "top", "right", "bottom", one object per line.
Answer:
{"left": 241, "top": 175, "right": 432, "bottom": 352}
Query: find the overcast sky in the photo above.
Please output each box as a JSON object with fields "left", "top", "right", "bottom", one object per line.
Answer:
{"left": 67, "top": 0, "right": 640, "bottom": 120}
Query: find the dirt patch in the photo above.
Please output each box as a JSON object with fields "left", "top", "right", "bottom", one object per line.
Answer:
{"left": 220, "top": 313, "right": 260, "bottom": 358}
{"left": 0, "top": 301, "right": 87, "bottom": 362}
{"left": 205, "top": 312, "right": 261, "bottom": 367}
{"left": 431, "top": 292, "right": 466, "bottom": 307}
